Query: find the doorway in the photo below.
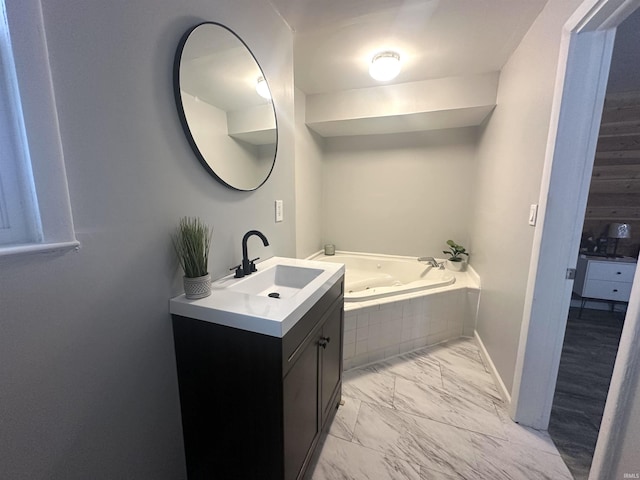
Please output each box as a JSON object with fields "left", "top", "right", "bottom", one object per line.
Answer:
{"left": 509, "top": 0, "right": 640, "bottom": 479}
{"left": 549, "top": 70, "right": 640, "bottom": 479}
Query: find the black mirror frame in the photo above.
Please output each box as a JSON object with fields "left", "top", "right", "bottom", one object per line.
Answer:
{"left": 173, "top": 22, "right": 278, "bottom": 192}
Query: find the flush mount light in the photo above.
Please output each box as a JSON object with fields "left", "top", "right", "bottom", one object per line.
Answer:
{"left": 369, "top": 51, "right": 401, "bottom": 81}
{"left": 256, "top": 76, "right": 271, "bottom": 100}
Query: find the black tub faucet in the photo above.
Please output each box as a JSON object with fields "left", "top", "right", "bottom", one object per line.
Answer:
{"left": 240, "top": 230, "right": 269, "bottom": 277}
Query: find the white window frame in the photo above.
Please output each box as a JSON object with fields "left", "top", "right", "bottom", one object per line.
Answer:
{"left": 0, "top": 0, "right": 78, "bottom": 257}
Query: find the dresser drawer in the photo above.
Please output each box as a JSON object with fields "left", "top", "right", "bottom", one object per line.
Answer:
{"left": 583, "top": 280, "right": 633, "bottom": 301}
{"left": 587, "top": 262, "right": 636, "bottom": 283}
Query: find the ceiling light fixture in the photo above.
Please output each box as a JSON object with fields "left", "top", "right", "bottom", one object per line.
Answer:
{"left": 369, "top": 51, "right": 401, "bottom": 81}
{"left": 256, "top": 76, "right": 271, "bottom": 100}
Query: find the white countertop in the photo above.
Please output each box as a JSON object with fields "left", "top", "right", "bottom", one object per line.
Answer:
{"left": 170, "top": 256, "right": 345, "bottom": 338}
{"left": 580, "top": 254, "right": 637, "bottom": 264}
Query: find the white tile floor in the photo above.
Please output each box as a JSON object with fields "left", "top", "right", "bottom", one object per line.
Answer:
{"left": 305, "top": 337, "right": 572, "bottom": 480}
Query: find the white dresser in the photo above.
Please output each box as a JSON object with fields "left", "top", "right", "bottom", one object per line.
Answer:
{"left": 573, "top": 255, "right": 636, "bottom": 314}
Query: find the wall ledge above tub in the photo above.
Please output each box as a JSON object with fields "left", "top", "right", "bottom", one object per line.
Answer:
{"left": 305, "top": 72, "right": 498, "bottom": 137}
{"left": 466, "top": 263, "right": 481, "bottom": 288}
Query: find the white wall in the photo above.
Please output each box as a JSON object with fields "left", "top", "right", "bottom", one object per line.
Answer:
{"left": 0, "top": 1, "right": 294, "bottom": 478}
{"left": 611, "top": 370, "right": 640, "bottom": 478}
{"left": 322, "top": 128, "right": 477, "bottom": 257}
{"left": 469, "top": 0, "right": 585, "bottom": 394}
{"left": 295, "top": 88, "right": 325, "bottom": 258}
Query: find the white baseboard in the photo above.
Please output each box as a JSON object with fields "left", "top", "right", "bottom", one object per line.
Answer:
{"left": 475, "top": 331, "right": 511, "bottom": 404}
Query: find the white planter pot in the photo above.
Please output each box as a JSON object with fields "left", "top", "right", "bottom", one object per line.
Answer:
{"left": 446, "top": 259, "right": 467, "bottom": 272}
{"left": 183, "top": 274, "right": 211, "bottom": 299}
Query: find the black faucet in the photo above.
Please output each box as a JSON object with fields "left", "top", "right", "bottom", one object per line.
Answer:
{"left": 238, "top": 230, "right": 269, "bottom": 277}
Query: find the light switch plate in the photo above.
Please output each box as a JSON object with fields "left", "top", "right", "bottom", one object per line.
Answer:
{"left": 275, "top": 200, "right": 283, "bottom": 222}
{"left": 529, "top": 204, "right": 538, "bottom": 226}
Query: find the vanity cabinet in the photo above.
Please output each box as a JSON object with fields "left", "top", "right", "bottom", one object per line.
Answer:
{"left": 171, "top": 276, "right": 344, "bottom": 480}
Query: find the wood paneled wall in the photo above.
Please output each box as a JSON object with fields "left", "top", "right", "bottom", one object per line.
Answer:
{"left": 584, "top": 91, "right": 640, "bottom": 257}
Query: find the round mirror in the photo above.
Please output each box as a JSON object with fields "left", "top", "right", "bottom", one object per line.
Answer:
{"left": 174, "top": 23, "right": 277, "bottom": 191}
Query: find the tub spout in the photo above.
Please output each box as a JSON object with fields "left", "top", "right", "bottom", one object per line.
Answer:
{"left": 418, "top": 256, "right": 444, "bottom": 269}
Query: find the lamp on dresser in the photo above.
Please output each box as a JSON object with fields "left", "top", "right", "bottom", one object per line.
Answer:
{"left": 607, "top": 223, "right": 631, "bottom": 258}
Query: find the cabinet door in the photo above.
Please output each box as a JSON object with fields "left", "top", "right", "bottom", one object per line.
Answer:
{"left": 283, "top": 336, "right": 319, "bottom": 480}
{"left": 320, "top": 302, "right": 343, "bottom": 426}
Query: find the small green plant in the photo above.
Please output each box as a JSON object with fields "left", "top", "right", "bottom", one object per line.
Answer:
{"left": 443, "top": 239, "right": 468, "bottom": 263}
{"left": 173, "top": 217, "right": 212, "bottom": 278}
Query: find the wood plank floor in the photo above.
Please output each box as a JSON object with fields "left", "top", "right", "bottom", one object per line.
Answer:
{"left": 549, "top": 306, "right": 625, "bottom": 480}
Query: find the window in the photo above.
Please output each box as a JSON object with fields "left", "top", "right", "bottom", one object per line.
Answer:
{"left": 0, "top": 0, "right": 42, "bottom": 246}
{"left": 0, "top": 0, "right": 78, "bottom": 256}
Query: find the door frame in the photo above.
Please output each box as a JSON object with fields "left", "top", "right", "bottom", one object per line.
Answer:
{"left": 508, "top": 0, "right": 640, "bottom": 473}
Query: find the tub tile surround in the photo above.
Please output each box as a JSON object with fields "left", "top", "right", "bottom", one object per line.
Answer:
{"left": 343, "top": 267, "right": 479, "bottom": 369}
{"left": 306, "top": 338, "right": 571, "bottom": 480}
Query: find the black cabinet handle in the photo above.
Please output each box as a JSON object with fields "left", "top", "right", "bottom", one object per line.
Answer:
{"left": 318, "top": 337, "right": 331, "bottom": 349}
{"left": 617, "top": 272, "right": 622, "bottom": 275}
{"left": 613, "top": 289, "right": 618, "bottom": 292}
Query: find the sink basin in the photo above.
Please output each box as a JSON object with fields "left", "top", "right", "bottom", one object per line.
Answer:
{"left": 169, "top": 257, "right": 345, "bottom": 338}
{"left": 227, "top": 264, "right": 323, "bottom": 299}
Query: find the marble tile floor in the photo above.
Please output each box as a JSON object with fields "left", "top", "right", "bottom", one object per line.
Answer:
{"left": 305, "top": 337, "right": 572, "bottom": 480}
{"left": 549, "top": 307, "right": 625, "bottom": 480}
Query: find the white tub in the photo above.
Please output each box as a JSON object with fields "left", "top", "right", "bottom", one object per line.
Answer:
{"left": 311, "top": 251, "right": 455, "bottom": 302}
{"left": 309, "top": 250, "right": 480, "bottom": 370}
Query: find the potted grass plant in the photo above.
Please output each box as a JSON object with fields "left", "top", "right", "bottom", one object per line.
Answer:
{"left": 443, "top": 239, "right": 468, "bottom": 272}
{"left": 173, "top": 217, "right": 213, "bottom": 299}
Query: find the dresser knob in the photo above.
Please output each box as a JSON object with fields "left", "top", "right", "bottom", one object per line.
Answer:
{"left": 613, "top": 289, "right": 618, "bottom": 292}
{"left": 617, "top": 272, "right": 622, "bottom": 275}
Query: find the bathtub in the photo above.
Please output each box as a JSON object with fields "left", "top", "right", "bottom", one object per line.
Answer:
{"left": 309, "top": 250, "right": 480, "bottom": 370}
{"left": 311, "top": 251, "right": 455, "bottom": 302}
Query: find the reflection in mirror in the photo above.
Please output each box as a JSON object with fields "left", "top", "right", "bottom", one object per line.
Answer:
{"left": 174, "top": 22, "right": 277, "bottom": 191}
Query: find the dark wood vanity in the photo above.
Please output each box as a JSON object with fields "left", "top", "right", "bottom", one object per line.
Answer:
{"left": 171, "top": 276, "right": 344, "bottom": 480}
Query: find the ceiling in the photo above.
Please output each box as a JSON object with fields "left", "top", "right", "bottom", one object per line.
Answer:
{"left": 269, "top": 0, "right": 550, "bottom": 95}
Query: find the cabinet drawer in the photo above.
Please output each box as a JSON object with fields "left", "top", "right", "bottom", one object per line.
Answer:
{"left": 587, "top": 262, "right": 635, "bottom": 283}
{"left": 583, "top": 280, "right": 632, "bottom": 301}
